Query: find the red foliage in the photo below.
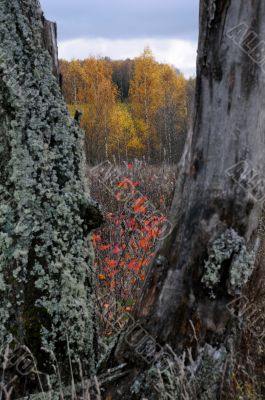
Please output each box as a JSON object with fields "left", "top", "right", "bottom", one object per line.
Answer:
{"left": 89, "top": 162, "right": 176, "bottom": 334}
{"left": 91, "top": 176, "right": 166, "bottom": 302}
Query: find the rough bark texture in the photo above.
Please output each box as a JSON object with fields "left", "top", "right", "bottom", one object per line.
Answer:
{"left": 41, "top": 17, "right": 59, "bottom": 80}
{"left": 0, "top": 0, "right": 102, "bottom": 396}
{"left": 105, "top": 1, "right": 265, "bottom": 398}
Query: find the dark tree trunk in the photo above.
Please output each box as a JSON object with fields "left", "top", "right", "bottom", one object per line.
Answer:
{"left": 105, "top": 1, "right": 265, "bottom": 398}
{"left": 41, "top": 17, "right": 59, "bottom": 80}
{"left": 0, "top": 0, "right": 102, "bottom": 397}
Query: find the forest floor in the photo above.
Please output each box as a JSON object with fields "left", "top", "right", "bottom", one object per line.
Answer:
{"left": 88, "top": 161, "right": 177, "bottom": 340}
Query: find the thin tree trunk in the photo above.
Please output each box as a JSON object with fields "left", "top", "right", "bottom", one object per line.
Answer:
{"left": 0, "top": 0, "right": 102, "bottom": 396}
{"left": 41, "top": 17, "right": 59, "bottom": 80}
{"left": 105, "top": 1, "right": 265, "bottom": 398}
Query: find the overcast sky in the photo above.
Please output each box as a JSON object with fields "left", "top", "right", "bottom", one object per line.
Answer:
{"left": 41, "top": 0, "right": 199, "bottom": 77}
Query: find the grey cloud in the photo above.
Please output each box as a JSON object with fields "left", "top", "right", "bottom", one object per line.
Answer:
{"left": 41, "top": 0, "right": 199, "bottom": 41}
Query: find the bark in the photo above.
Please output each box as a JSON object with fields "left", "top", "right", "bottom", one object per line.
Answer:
{"left": 41, "top": 17, "right": 59, "bottom": 80}
{"left": 105, "top": 1, "right": 265, "bottom": 399}
{"left": 0, "top": 0, "right": 102, "bottom": 397}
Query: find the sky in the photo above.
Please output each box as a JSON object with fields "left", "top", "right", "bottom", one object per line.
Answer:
{"left": 41, "top": 0, "right": 199, "bottom": 78}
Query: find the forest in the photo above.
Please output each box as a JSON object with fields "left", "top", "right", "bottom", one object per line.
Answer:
{"left": 60, "top": 49, "right": 194, "bottom": 165}
{"left": 1, "top": 0, "right": 265, "bottom": 400}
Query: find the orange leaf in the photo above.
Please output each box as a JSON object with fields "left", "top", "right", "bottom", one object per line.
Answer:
{"left": 98, "top": 244, "right": 111, "bottom": 251}
{"left": 92, "top": 234, "right": 101, "bottom": 242}
{"left": 105, "top": 258, "right": 118, "bottom": 268}
{"left": 128, "top": 260, "right": 142, "bottom": 271}
{"left": 133, "top": 197, "right": 147, "bottom": 213}
{"left": 117, "top": 178, "right": 134, "bottom": 189}
{"left": 139, "top": 238, "right": 149, "bottom": 249}
{"left": 139, "top": 272, "right": 145, "bottom": 281}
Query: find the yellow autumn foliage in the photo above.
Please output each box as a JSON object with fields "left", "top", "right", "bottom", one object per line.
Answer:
{"left": 60, "top": 48, "right": 190, "bottom": 164}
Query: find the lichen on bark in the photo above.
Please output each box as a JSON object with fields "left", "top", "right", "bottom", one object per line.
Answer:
{"left": 0, "top": 0, "right": 102, "bottom": 389}
{"left": 201, "top": 228, "right": 256, "bottom": 298}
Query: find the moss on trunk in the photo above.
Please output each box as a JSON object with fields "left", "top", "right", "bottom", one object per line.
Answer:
{"left": 0, "top": 0, "right": 102, "bottom": 395}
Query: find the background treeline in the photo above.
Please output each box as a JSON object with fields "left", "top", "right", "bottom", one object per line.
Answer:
{"left": 60, "top": 48, "right": 195, "bottom": 165}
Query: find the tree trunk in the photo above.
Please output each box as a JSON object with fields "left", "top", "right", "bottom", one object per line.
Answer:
{"left": 0, "top": 0, "right": 102, "bottom": 396}
{"left": 41, "top": 17, "right": 59, "bottom": 80}
{"left": 105, "top": 1, "right": 265, "bottom": 398}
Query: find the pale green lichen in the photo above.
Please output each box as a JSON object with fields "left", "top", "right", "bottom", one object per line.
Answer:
{"left": 127, "top": 344, "right": 228, "bottom": 400}
{"left": 190, "top": 344, "right": 228, "bottom": 399}
{"left": 0, "top": 0, "right": 101, "bottom": 387}
{"left": 202, "top": 228, "right": 255, "bottom": 297}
